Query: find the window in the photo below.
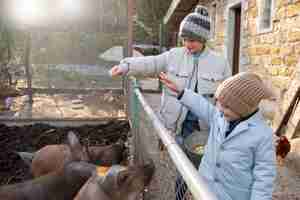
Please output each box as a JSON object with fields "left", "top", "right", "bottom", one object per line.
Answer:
{"left": 258, "top": 0, "right": 274, "bottom": 33}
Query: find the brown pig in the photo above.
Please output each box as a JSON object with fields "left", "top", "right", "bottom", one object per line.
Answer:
{"left": 18, "top": 134, "right": 124, "bottom": 177}
{"left": 74, "top": 160, "right": 155, "bottom": 200}
{"left": 0, "top": 131, "right": 107, "bottom": 200}
{"left": 0, "top": 161, "right": 97, "bottom": 200}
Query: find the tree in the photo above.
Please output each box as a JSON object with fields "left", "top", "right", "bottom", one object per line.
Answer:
{"left": 134, "top": 0, "right": 172, "bottom": 44}
{"left": 0, "top": 4, "right": 15, "bottom": 86}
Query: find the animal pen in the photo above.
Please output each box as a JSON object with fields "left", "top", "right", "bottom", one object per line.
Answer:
{"left": 0, "top": 0, "right": 215, "bottom": 199}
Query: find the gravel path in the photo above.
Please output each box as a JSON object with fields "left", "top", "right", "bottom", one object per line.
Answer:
{"left": 273, "top": 161, "right": 300, "bottom": 199}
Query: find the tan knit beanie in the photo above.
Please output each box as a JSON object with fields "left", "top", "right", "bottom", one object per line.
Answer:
{"left": 215, "top": 72, "right": 274, "bottom": 117}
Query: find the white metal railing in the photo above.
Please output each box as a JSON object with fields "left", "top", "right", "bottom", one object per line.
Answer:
{"left": 132, "top": 84, "right": 217, "bottom": 200}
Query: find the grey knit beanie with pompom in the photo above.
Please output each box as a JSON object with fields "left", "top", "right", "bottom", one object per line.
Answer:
{"left": 178, "top": 5, "right": 211, "bottom": 42}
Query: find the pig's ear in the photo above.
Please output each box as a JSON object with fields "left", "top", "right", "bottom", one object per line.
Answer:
{"left": 67, "top": 131, "right": 83, "bottom": 158}
{"left": 117, "top": 170, "right": 129, "bottom": 186}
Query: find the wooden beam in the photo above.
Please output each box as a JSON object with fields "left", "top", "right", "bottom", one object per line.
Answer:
{"left": 24, "top": 32, "right": 33, "bottom": 104}
{"left": 163, "top": 0, "right": 181, "bottom": 25}
{"left": 0, "top": 118, "right": 127, "bottom": 127}
{"left": 274, "top": 85, "right": 300, "bottom": 139}
{"left": 18, "top": 87, "right": 123, "bottom": 95}
{"left": 127, "top": 0, "right": 134, "bottom": 57}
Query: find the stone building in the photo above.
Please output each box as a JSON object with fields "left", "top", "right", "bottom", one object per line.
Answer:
{"left": 163, "top": 0, "right": 300, "bottom": 137}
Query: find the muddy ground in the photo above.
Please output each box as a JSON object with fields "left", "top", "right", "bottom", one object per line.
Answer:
{"left": 0, "top": 120, "right": 129, "bottom": 185}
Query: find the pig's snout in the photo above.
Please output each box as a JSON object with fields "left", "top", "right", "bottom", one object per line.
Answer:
{"left": 74, "top": 161, "right": 155, "bottom": 200}
{"left": 64, "top": 162, "right": 97, "bottom": 180}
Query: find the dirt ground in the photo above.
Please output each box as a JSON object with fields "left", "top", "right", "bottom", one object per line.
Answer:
{"left": 0, "top": 91, "right": 125, "bottom": 119}
{"left": 273, "top": 159, "right": 300, "bottom": 199}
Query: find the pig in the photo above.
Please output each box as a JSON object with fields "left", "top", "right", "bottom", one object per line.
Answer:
{"left": 0, "top": 131, "right": 98, "bottom": 200}
{"left": 18, "top": 133, "right": 124, "bottom": 177}
{"left": 74, "top": 160, "right": 155, "bottom": 200}
{"left": 0, "top": 161, "right": 97, "bottom": 200}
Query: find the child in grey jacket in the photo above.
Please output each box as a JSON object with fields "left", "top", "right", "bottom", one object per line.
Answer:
{"left": 110, "top": 6, "right": 231, "bottom": 200}
{"left": 110, "top": 6, "right": 231, "bottom": 137}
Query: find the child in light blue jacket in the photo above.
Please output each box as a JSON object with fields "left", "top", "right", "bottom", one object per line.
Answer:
{"left": 160, "top": 72, "right": 276, "bottom": 200}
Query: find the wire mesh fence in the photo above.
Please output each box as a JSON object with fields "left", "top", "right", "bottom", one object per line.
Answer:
{"left": 127, "top": 78, "right": 217, "bottom": 200}
{"left": 128, "top": 79, "right": 177, "bottom": 200}
{"left": 1, "top": 0, "right": 129, "bottom": 120}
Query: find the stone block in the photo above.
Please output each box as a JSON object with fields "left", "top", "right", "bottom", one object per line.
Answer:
{"left": 260, "top": 99, "right": 278, "bottom": 120}
{"left": 277, "top": 0, "right": 288, "bottom": 8}
{"left": 261, "top": 35, "right": 276, "bottom": 44}
{"left": 271, "top": 76, "right": 291, "bottom": 90}
{"left": 248, "top": 46, "right": 271, "bottom": 56}
{"left": 285, "top": 55, "right": 298, "bottom": 66}
{"left": 280, "top": 46, "right": 295, "bottom": 56}
{"left": 247, "top": 19, "right": 257, "bottom": 34}
{"left": 295, "top": 42, "right": 300, "bottom": 54}
{"left": 271, "top": 47, "right": 281, "bottom": 55}
{"left": 271, "top": 57, "right": 283, "bottom": 65}
{"left": 279, "top": 31, "right": 288, "bottom": 43}
{"left": 278, "top": 67, "right": 291, "bottom": 76}
{"left": 269, "top": 66, "right": 280, "bottom": 76}
{"left": 248, "top": 7, "right": 258, "bottom": 18}
{"left": 288, "top": 30, "right": 300, "bottom": 42}
{"left": 248, "top": 0, "right": 256, "bottom": 9}
{"left": 287, "top": 3, "right": 300, "bottom": 17}
{"left": 275, "top": 7, "right": 286, "bottom": 20}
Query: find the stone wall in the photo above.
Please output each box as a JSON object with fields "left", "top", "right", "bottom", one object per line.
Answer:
{"left": 197, "top": 0, "right": 300, "bottom": 130}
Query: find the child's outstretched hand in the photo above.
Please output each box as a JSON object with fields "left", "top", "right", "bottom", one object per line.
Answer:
{"left": 159, "top": 72, "right": 180, "bottom": 94}
{"left": 109, "top": 65, "right": 124, "bottom": 76}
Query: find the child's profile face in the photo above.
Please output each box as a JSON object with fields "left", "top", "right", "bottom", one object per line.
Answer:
{"left": 183, "top": 39, "right": 204, "bottom": 53}
{"left": 216, "top": 100, "right": 240, "bottom": 121}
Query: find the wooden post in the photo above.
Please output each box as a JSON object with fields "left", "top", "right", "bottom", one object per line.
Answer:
{"left": 127, "top": 0, "right": 133, "bottom": 57}
{"left": 123, "top": 0, "right": 134, "bottom": 118}
{"left": 24, "top": 32, "right": 33, "bottom": 104}
{"left": 158, "top": 20, "right": 165, "bottom": 91}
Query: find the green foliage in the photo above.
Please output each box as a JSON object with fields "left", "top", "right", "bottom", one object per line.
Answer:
{"left": 134, "top": 0, "right": 172, "bottom": 44}
{"left": 0, "top": 22, "right": 14, "bottom": 65}
{"left": 0, "top": 16, "right": 16, "bottom": 86}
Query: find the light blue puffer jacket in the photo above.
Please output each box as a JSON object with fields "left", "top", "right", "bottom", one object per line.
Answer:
{"left": 180, "top": 89, "right": 276, "bottom": 200}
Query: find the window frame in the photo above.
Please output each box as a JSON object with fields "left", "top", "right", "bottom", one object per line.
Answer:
{"left": 257, "top": 0, "right": 275, "bottom": 34}
{"left": 210, "top": 2, "right": 218, "bottom": 39}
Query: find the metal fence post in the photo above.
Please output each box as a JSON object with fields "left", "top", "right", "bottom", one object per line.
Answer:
{"left": 158, "top": 20, "right": 165, "bottom": 92}
{"left": 131, "top": 78, "right": 143, "bottom": 163}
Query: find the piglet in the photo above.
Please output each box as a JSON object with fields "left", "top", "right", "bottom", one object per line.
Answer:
{"left": 74, "top": 160, "right": 155, "bottom": 200}
{"left": 0, "top": 161, "right": 97, "bottom": 200}
{"left": 18, "top": 133, "right": 124, "bottom": 177}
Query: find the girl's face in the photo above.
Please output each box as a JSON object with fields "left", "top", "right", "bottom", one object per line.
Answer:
{"left": 183, "top": 39, "right": 204, "bottom": 53}
{"left": 216, "top": 100, "right": 241, "bottom": 121}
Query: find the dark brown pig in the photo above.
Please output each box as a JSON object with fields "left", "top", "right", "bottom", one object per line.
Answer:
{"left": 74, "top": 160, "right": 155, "bottom": 200}
{"left": 18, "top": 134, "right": 124, "bottom": 177}
{"left": 0, "top": 161, "right": 97, "bottom": 200}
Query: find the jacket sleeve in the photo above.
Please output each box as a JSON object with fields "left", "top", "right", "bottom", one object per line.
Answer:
{"left": 121, "top": 51, "right": 169, "bottom": 77}
{"left": 179, "top": 89, "right": 218, "bottom": 127}
{"left": 251, "top": 131, "right": 276, "bottom": 200}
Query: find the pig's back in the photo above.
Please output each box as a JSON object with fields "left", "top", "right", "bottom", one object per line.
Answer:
{"left": 31, "top": 145, "right": 70, "bottom": 177}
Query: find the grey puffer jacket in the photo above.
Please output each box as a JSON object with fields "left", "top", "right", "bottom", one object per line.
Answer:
{"left": 121, "top": 47, "right": 231, "bottom": 134}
